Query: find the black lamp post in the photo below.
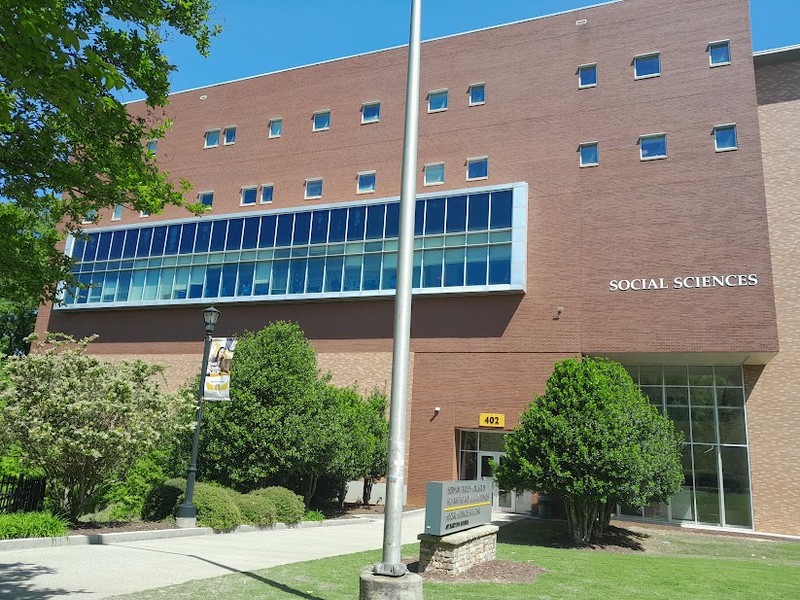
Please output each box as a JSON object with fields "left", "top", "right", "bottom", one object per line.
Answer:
{"left": 176, "top": 305, "right": 220, "bottom": 527}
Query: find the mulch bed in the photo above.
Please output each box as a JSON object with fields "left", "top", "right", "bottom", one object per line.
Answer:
{"left": 69, "top": 520, "right": 178, "bottom": 536}
{"left": 404, "top": 558, "right": 546, "bottom": 584}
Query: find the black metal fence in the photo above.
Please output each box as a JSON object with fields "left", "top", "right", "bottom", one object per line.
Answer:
{"left": 0, "top": 475, "right": 46, "bottom": 513}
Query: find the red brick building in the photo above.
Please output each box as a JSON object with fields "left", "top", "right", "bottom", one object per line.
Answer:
{"left": 36, "top": 0, "right": 800, "bottom": 534}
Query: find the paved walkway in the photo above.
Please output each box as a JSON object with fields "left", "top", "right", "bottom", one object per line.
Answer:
{"left": 0, "top": 512, "right": 521, "bottom": 598}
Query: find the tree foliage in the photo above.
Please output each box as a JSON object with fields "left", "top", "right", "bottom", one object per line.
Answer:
{"left": 495, "top": 357, "right": 683, "bottom": 545}
{"left": 0, "top": 334, "right": 194, "bottom": 520}
{"left": 0, "top": 0, "right": 219, "bottom": 302}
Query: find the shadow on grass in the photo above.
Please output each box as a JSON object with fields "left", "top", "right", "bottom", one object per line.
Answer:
{"left": 0, "top": 562, "right": 89, "bottom": 599}
{"left": 498, "top": 518, "right": 649, "bottom": 552}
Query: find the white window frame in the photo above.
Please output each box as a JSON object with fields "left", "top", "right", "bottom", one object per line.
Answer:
{"left": 312, "top": 110, "right": 331, "bottom": 132}
{"left": 240, "top": 186, "right": 258, "bottom": 206}
{"left": 427, "top": 89, "right": 449, "bottom": 113}
{"left": 361, "top": 101, "right": 381, "bottom": 124}
{"left": 111, "top": 204, "right": 123, "bottom": 221}
{"left": 357, "top": 171, "right": 377, "bottom": 194}
{"left": 634, "top": 52, "right": 661, "bottom": 80}
{"left": 198, "top": 191, "right": 214, "bottom": 207}
{"left": 713, "top": 123, "right": 738, "bottom": 152}
{"left": 260, "top": 183, "right": 274, "bottom": 204}
{"left": 466, "top": 156, "right": 489, "bottom": 181}
{"left": 139, "top": 210, "right": 150, "bottom": 218}
{"left": 578, "top": 63, "right": 598, "bottom": 89}
{"left": 305, "top": 178, "right": 323, "bottom": 199}
{"left": 468, "top": 82, "right": 486, "bottom": 106}
{"left": 81, "top": 209, "right": 97, "bottom": 225}
{"left": 268, "top": 118, "right": 283, "bottom": 138}
{"left": 204, "top": 129, "right": 221, "bottom": 149}
{"left": 579, "top": 142, "right": 600, "bottom": 167}
{"left": 223, "top": 126, "right": 237, "bottom": 145}
{"left": 639, "top": 133, "right": 668, "bottom": 161}
{"left": 708, "top": 40, "right": 731, "bottom": 67}
{"left": 424, "top": 162, "right": 445, "bottom": 186}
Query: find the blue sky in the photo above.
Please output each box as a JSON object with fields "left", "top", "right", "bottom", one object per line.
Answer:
{"left": 140, "top": 0, "right": 800, "bottom": 99}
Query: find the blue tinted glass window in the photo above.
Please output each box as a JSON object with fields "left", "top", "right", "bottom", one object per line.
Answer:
{"left": 489, "top": 245, "right": 512, "bottom": 284}
{"left": 188, "top": 266, "right": 204, "bottom": 298}
{"left": 446, "top": 196, "right": 467, "bottom": 232}
{"left": 226, "top": 218, "right": 244, "bottom": 251}
{"left": 444, "top": 248, "right": 465, "bottom": 286}
{"left": 72, "top": 237, "right": 86, "bottom": 262}
{"left": 237, "top": 263, "right": 255, "bottom": 296}
{"left": 122, "top": 229, "right": 138, "bottom": 258}
{"left": 329, "top": 208, "right": 347, "bottom": 243}
{"left": 580, "top": 143, "right": 599, "bottom": 166}
{"left": 468, "top": 194, "right": 490, "bottom": 230}
{"left": 241, "top": 188, "right": 257, "bottom": 205}
{"left": 428, "top": 90, "right": 448, "bottom": 111}
{"left": 635, "top": 53, "right": 660, "bottom": 78}
{"left": 325, "top": 256, "right": 344, "bottom": 292}
{"left": 253, "top": 263, "right": 271, "bottom": 295}
{"left": 469, "top": 84, "right": 485, "bottom": 105}
{"left": 311, "top": 210, "right": 330, "bottom": 244}
{"left": 415, "top": 201, "right": 425, "bottom": 235}
{"left": 347, "top": 206, "right": 366, "bottom": 241}
{"left": 165, "top": 225, "right": 182, "bottom": 254}
{"left": 385, "top": 203, "right": 400, "bottom": 238}
{"left": 210, "top": 221, "right": 227, "bottom": 252}
{"left": 490, "top": 191, "right": 513, "bottom": 229}
{"left": 204, "top": 266, "right": 221, "bottom": 297}
{"left": 199, "top": 192, "right": 214, "bottom": 206}
{"left": 224, "top": 127, "right": 236, "bottom": 145}
{"left": 195, "top": 222, "right": 211, "bottom": 253}
{"left": 259, "top": 215, "right": 276, "bottom": 248}
{"left": 276, "top": 214, "right": 294, "bottom": 247}
{"left": 422, "top": 249, "right": 443, "bottom": 287}
{"left": 289, "top": 259, "right": 307, "bottom": 294}
{"left": 362, "top": 102, "right": 381, "bottom": 123}
{"left": 466, "top": 246, "right": 488, "bottom": 285}
{"left": 116, "top": 271, "right": 131, "bottom": 301}
{"left": 382, "top": 253, "right": 397, "bottom": 290}
{"left": 424, "top": 163, "right": 445, "bottom": 185}
{"left": 150, "top": 226, "right": 167, "bottom": 256}
{"left": 109, "top": 231, "right": 125, "bottom": 259}
{"left": 220, "top": 263, "right": 237, "bottom": 297}
{"left": 136, "top": 228, "right": 152, "bottom": 257}
{"left": 271, "top": 261, "right": 289, "bottom": 294}
{"left": 358, "top": 172, "right": 376, "bottom": 193}
{"left": 715, "top": 125, "right": 737, "bottom": 151}
{"left": 306, "top": 258, "right": 325, "bottom": 293}
{"left": 313, "top": 111, "right": 330, "bottom": 131}
{"left": 180, "top": 223, "right": 197, "bottom": 254}
{"left": 84, "top": 233, "right": 99, "bottom": 262}
{"left": 204, "top": 130, "right": 220, "bottom": 148}
{"left": 425, "top": 198, "right": 445, "bottom": 234}
{"left": 363, "top": 254, "right": 382, "bottom": 290}
{"left": 366, "top": 205, "right": 385, "bottom": 240}
{"left": 710, "top": 42, "right": 731, "bottom": 65}
{"left": 640, "top": 134, "right": 667, "bottom": 159}
{"left": 95, "top": 232, "right": 112, "bottom": 261}
{"left": 412, "top": 252, "right": 421, "bottom": 288}
{"left": 293, "top": 212, "right": 311, "bottom": 245}
{"left": 343, "top": 255, "right": 362, "bottom": 291}
{"left": 467, "top": 158, "right": 488, "bottom": 180}
{"left": 242, "top": 217, "right": 259, "bottom": 249}
{"left": 579, "top": 64, "right": 597, "bottom": 87}
{"left": 269, "top": 119, "right": 282, "bottom": 138}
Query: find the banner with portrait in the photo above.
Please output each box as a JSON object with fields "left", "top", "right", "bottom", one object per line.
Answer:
{"left": 203, "top": 337, "right": 237, "bottom": 401}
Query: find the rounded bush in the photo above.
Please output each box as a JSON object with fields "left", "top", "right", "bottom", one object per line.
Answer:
{"left": 142, "top": 478, "right": 243, "bottom": 531}
{"left": 235, "top": 494, "right": 277, "bottom": 526}
{"left": 142, "top": 478, "right": 184, "bottom": 521}
{"left": 248, "top": 487, "right": 304, "bottom": 524}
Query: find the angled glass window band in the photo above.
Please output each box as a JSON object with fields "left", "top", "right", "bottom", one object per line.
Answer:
{"left": 468, "top": 83, "right": 485, "bottom": 106}
{"left": 260, "top": 184, "right": 274, "bottom": 203}
{"left": 714, "top": 124, "right": 738, "bottom": 152}
{"left": 357, "top": 171, "right": 376, "bottom": 194}
{"left": 305, "top": 178, "right": 323, "bottom": 199}
{"left": 640, "top": 134, "right": 667, "bottom": 160}
{"left": 199, "top": 191, "right": 214, "bottom": 207}
{"left": 466, "top": 157, "right": 488, "bottom": 180}
{"left": 146, "top": 140, "right": 158, "bottom": 154}
{"left": 224, "top": 126, "right": 237, "bottom": 145}
{"left": 634, "top": 52, "right": 661, "bottom": 79}
{"left": 313, "top": 110, "right": 331, "bottom": 131}
{"left": 424, "top": 163, "right": 445, "bottom": 186}
{"left": 269, "top": 118, "right": 282, "bottom": 138}
{"left": 579, "top": 142, "right": 599, "bottom": 167}
{"left": 709, "top": 40, "right": 731, "bottom": 67}
{"left": 204, "top": 129, "right": 220, "bottom": 148}
{"left": 578, "top": 63, "right": 597, "bottom": 88}
{"left": 241, "top": 187, "right": 258, "bottom": 205}
{"left": 361, "top": 102, "right": 381, "bottom": 124}
{"left": 428, "top": 90, "right": 448, "bottom": 113}
{"left": 112, "top": 204, "right": 124, "bottom": 221}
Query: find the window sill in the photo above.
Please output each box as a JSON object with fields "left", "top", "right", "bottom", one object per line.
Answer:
{"left": 634, "top": 73, "right": 661, "bottom": 80}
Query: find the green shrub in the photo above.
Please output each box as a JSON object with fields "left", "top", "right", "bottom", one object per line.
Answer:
{"left": 142, "top": 478, "right": 185, "bottom": 521}
{"left": 235, "top": 494, "right": 277, "bottom": 526}
{"left": 304, "top": 510, "right": 324, "bottom": 522}
{"left": 107, "top": 451, "right": 169, "bottom": 521}
{"left": 0, "top": 511, "right": 69, "bottom": 540}
{"left": 248, "top": 487, "right": 304, "bottom": 524}
{"left": 141, "top": 478, "right": 243, "bottom": 531}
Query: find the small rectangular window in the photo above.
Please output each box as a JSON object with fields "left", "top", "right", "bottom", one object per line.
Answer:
{"left": 224, "top": 126, "right": 237, "bottom": 145}
{"left": 357, "top": 171, "right": 376, "bottom": 194}
{"left": 139, "top": 210, "right": 149, "bottom": 218}
{"left": 82, "top": 209, "right": 97, "bottom": 224}
{"left": 709, "top": 40, "right": 731, "bottom": 67}
{"left": 269, "top": 118, "right": 282, "bottom": 138}
{"left": 468, "top": 83, "right": 485, "bottom": 106}
{"left": 424, "top": 162, "right": 445, "bottom": 186}
{"left": 146, "top": 140, "right": 158, "bottom": 154}
{"left": 313, "top": 110, "right": 331, "bottom": 131}
{"left": 199, "top": 191, "right": 214, "bottom": 207}
{"left": 361, "top": 102, "right": 381, "bottom": 124}
{"left": 579, "top": 142, "right": 599, "bottom": 167}
{"left": 578, "top": 64, "right": 597, "bottom": 88}
{"left": 634, "top": 53, "right": 661, "bottom": 79}
{"left": 111, "top": 204, "right": 123, "bottom": 221}
{"left": 640, "top": 133, "right": 667, "bottom": 160}
{"left": 204, "top": 129, "right": 220, "bottom": 148}
{"left": 260, "top": 184, "right": 274, "bottom": 203}
{"left": 714, "top": 124, "right": 738, "bottom": 152}
{"left": 241, "top": 187, "right": 258, "bottom": 205}
{"left": 305, "top": 178, "right": 323, "bottom": 199}
{"left": 428, "top": 90, "right": 448, "bottom": 113}
{"left": 466, "top": 157, "right": 488, "bottom": 181}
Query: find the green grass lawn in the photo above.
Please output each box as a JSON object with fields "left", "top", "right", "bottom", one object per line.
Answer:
{"left": 112, "top": 519, "right": 800, "bottom": 600}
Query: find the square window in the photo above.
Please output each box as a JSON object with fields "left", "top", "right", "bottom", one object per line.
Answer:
{"left": 146, "top": 140, "right": 158, "bottom": 154}
{"left": 362, "top": 102, "right": 381, "bottom": 124}
{"left": 709, "top": 41, "right": 731, "bottom": 66}
{"left": 313, "top": 111, "right": 331, "bottom": 131}
{"left": 634, "top": 53, "right": 661, "bottom": 79}
{"left": 579, "top": 142, "right": 599, "bottom": 166}
{"left": 640, "top": 134, "right": 667, "bottom": 160}
{"left": 357, "top": 171, "right": 376, "bottom": 193}
{"left": 468, "top": 83, "right": 485, "bottom": 106}
{"left": 578, "top": 64, "right": 597, "bottom": 88}
{"left": 204, "top": 129, "right": 220, "bottom": 148}
{"left": 139, "top": 210, "right": 149, "bottom": 217}
{"left": 111, "top": 204, "right": 123, "bottom": 221}
{"left": 224, "top": 126, "right": 237, "bottom": 145}
{"left": 424, "top": 163, "right": 445, "bottom": 186}
{"left": 428, "top": 90, "right": 448, "bottom": 113}
{"left": 714, "top": 124, "right": 738, "bottom": 151}
{"left": 466, "top": 157, "right": 488, "bottom": 180}
{"left": 241, "top": 187, "right": 258, "bottom": 205}
{"left": 82, "top": 209, "right": 97, "bottom": 224}
{"left": 199, "top": 191, "right": 214, "bottom": 207}
{"left": 260, "top": 184, "right": 274, "bottom": 203}
{"left": 305, "top": 178, "right": 323, "bottom": 199}
{"left": 269, "top": 118, "right": 283, "bottom": 138}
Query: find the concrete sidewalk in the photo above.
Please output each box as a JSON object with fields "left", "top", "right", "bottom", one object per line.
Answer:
{"left": 6, "top": 510, "right": 516, "bottom": 598}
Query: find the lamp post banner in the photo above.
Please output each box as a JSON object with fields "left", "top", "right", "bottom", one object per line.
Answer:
{"left": 204, "top": 337, "right": 236, "bottom": 401}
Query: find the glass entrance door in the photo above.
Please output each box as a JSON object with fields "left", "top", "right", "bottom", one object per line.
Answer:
{"left": 478, "top": 451, "right": 514, "bottom": 511}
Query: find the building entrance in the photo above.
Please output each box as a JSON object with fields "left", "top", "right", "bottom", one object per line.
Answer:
{"left": 458, "top": 430, "right": 529, "bottom": 513}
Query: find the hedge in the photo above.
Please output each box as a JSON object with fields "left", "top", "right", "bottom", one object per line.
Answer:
{"left": 0, "top": 511, "right": 69, "bottom": 540}
{"left": 248, "top": 487, "right": 305, "bottom": 524}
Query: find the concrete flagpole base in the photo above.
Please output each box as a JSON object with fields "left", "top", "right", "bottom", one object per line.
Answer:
{"left": 359, "top": 567, "right": 424, "bottom": 600}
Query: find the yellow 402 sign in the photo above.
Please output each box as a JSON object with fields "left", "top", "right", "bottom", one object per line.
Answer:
{"left": 479, "top": 413, "right": 505, "bottom": 428}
